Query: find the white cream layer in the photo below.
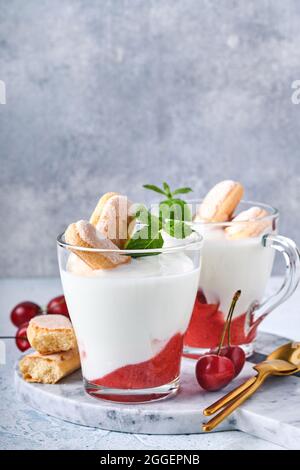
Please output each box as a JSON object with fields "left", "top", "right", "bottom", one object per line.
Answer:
{"left": 193, "top": 225, "right": 275, "bottom": 317}
{"left": 61, "top": 253, "right": 200, "bottom": 380}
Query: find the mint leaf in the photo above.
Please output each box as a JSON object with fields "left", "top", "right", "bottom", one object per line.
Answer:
{"left": 163, "top": 181, "right": 172, "bottom": 198}
{"left": 172, "top": 187, "right": 193, "bottom": 196}
{"left": 143, "top": 182, "right": 193, "bottom": 200}
{"left": 136, "top": 182, "right": 194, "bottom": 252}
{"left": 164, "top": 220, "right": 194, "bottom": 239}
{"left": 132, "top": 203, "right": 150, "bottom": 224}
{"left": 159, "top": 199, "right": 192, "bottom": 223}
{"left": 133, "top": 204, "right": 162, "bottom": 231}
{"left": 143, "top": 182, "right": 193, "bottom": 222}
{"left": 125, "top": 228, "right": 163, "bottom": 257}
{"left": 143, "top": 184, "right": 166, "bottom": 196}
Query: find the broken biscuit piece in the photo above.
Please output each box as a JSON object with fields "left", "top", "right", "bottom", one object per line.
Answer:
{"left": 19, "top": 348, "right": 80, "bottom": 384}
{"left": 27, "top": 314, "right": 77, "bottom": 355}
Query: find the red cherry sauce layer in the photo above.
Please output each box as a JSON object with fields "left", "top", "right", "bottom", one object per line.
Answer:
{"left": 89, "top": 333, "right": 183, "bottom": 400}
{"left": 184, "top": 290, "right": 259, "bottom": 351}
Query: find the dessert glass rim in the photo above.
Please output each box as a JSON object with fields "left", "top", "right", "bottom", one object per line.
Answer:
{"left": 150, "top": 198, "right": 279, "bottom": 228}
{"left": 57, "top": 230, "right": 203, "bottom": 254}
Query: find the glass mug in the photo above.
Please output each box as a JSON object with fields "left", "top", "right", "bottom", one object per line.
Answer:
{"left": 57, "top": 230, "right": 202, "bottom": 403}
{"left": 183, "top": 200, "right": 300, "bottom": 357}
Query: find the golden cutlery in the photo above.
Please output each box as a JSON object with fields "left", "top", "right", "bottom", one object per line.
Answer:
{"left": 202, "top": 342, "right": 300, "bottom": 432}
{"left": 204, "top": 341, "right": 300, "bottom": 417}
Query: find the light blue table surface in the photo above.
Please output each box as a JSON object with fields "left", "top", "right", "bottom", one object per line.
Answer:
{"left": 1, "top": 277, "right": 299, "bottom": 450}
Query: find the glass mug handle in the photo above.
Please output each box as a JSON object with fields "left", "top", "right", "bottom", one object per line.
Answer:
{"left": 249, "top": 234, "right": 300, "bottom": 326}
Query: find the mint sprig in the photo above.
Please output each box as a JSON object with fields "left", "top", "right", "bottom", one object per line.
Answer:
{"left": 125, "top": 189, "right": 194, "bottom": 257}
{"left": 143, "top": 184, "right": 166, "bottom": 196}
{"left": 143, "top": 182, "right": 192, "bottom": 200}
{"left": 172, "top": 187, "right": 194, "bottom": 195}
{"left": 143, "top": 181, "right": 193, "bottom": 222}
{"left": 133, "top": 204, "right": 162, "bottom": 231}
{"left": 164, "top": 219, "right": 194, "bottom": 239}
{"left": 125, "top": 204, "right": 163, "bottom": 256}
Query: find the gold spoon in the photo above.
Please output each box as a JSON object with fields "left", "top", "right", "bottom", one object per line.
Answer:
{"left": 202, "top": 342, "right": 300, "bottom": 432}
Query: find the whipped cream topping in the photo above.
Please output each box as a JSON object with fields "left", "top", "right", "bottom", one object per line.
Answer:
{"left": 68, "top": 250, "right": 195, "bottom": 278}
{"left": 191, "top": 224, "right": 226, "bottom": 240}
{"left": 67, "top": 254, "right": 94, "bottom": 276}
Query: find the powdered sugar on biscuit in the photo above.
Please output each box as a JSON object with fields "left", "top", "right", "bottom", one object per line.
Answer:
{"left": 29, "top": 314, "right": 73, "bottom": 330}
{"left": 200, "top": 180, "right": 236, "bottom": 219}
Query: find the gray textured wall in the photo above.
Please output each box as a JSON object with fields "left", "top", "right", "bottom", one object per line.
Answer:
{"left": 1, "top": 0, "right": 300, "bottom": 277}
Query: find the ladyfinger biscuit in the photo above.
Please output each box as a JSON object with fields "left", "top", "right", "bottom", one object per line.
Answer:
{"left": 225, "top": 206, "right": 270, "bottom": 239}
{"left": 65, "top": 220, "right": 130, "bottom": 269}
{"left": 90, "top": 192, "right": 119, "bottom": 227}
{"left": 91, "top": 194, "right": 134, "bottom": 248}
{"left": 27, "top": 314, "right": 77, "bottom": 355}
{"left": 19, "top": 348, "right": 80, "bottom": 384}
{"left": 195, "top": 180, "right": 244, "bottom": 222}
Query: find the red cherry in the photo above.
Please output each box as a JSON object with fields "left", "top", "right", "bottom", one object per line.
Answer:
{"left": 10, "top": 301, "right": 42, "bottom": 327}
{"left": 16, "top": 322, "right": 30, "bottom": 352}
{"left": 220, "top": 346, "right": 246, "bottom": 377}
{"left": 195, "top": 291, "right": 243, "bottom": 392}
{"left": 47, "top": 295, "right": 69, "bottom": 318}
{"left": 196, "top": 354, "right": 235, "bottom": 391}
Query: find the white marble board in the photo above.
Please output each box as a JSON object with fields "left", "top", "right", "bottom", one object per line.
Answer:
{"left": 15, "top": 333, "right": 300, "bottom": 449}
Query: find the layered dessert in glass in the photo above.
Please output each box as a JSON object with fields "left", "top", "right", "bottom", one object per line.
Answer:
{"left": 144, "top": 180, "right": 299, "bottom": 360}
{"left": 183, "top": 181, "right": 278, "bottom": 357}
{"left": 57, "top": 193, "right": 202, "bottom": 402}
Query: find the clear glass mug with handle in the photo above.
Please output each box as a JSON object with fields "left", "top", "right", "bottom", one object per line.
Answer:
{"left": 183, "top": 200, "right": 300, "bottom": 358}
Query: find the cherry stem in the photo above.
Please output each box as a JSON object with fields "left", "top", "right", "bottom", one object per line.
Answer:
{"left": 217, "top": 290, "right": 241, "bottom": 355}
{"left": 227, "top": 291, "right": 241, "bottom": 346}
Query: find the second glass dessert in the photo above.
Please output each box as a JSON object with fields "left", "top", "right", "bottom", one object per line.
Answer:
{"left": 144, "top": 181, "right": 299, "bottom": 359}
{"left": 184, "top": 196, "right": 299, "bottom": 357}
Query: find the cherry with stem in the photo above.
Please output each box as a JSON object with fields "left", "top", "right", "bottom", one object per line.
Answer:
{"left": 217, "top": 290, "right": 246, "bottom": 377}
{"left": 196, "top": 290, "right": 244, "bottom": 391}
{"left": 217, "top": 290, "right": 241, "bottom": 355}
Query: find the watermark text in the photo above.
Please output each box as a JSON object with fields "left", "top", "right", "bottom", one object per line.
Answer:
{"left": 0, "top": 80, "right": 6, "bottom": 104}
{"left": 291, "top": 80, "right": 300, "bottom": 104}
